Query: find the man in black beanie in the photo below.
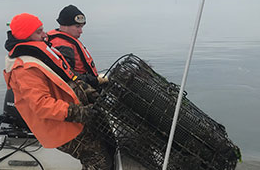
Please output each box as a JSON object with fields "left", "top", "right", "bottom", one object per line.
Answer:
{"left": 57, "top": 4, "right": 86, "bottom": 28}
{"left": 47, "top": 5, "right": 115, "bottom": 170}
{"left": 47, "top": 5, "right": 108, "bottom": 89}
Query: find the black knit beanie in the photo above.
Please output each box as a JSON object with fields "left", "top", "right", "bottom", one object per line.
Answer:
{"left": 57, "top": 5, "right": 86, "bottom": 26}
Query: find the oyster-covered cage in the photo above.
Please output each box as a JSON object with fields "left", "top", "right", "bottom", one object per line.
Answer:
{"left": 94, "top": 54, "right": 241, "bottom": 170}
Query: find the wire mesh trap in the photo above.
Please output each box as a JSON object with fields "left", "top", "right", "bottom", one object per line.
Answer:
{"left": 94, "top": 54, "right": 241, "bottom": 170}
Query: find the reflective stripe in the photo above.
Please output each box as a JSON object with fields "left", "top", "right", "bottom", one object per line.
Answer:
{"left": 46, "top": 46, "right": 60, "bottom": 60}
{"left": 8, "top": 41, "right": 75, "bottom": 82}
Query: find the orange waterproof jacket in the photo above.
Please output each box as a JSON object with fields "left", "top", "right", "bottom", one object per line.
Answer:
{"left": 48, "top": 29, "right": 98, "bottom": 76}
{"left": 3, "top": 43, "right": 83, "bottom": 148}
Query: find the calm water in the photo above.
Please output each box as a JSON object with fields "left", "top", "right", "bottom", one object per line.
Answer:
{"left": 0, "top": 0, "right": 260, "bottom": 169}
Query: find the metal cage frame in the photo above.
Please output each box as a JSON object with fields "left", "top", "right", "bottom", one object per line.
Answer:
{"left": 94, "top": 54, "right": 240, "bottom": 170}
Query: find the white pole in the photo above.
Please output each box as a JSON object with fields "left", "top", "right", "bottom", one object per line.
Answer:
{"left": 116, "top": 149, "right": 123, "bottom": 170}
{"left": 162, "top": 0, "right": 206, "bottom": 169}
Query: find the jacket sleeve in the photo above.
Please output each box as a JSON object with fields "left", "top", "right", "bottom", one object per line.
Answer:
{"left": 51, "top": 38, "right": 76, "bottom": 69}
{"left": 11, "top": 66, "right": 69, "bottom": 121}
{"left": 55, "top": 45, "right": 75, "bottom": 68}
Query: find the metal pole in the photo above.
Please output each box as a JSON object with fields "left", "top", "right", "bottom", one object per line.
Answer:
{"left": 116, "top": 149, "right": 123, "bottom": 170}
{"left": 162, "top": 0, "right": 206, "bottom": 169}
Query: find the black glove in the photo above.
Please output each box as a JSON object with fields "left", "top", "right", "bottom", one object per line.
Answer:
{"left": 65, "top": 103, "right": 97, "bottom": 125}
{"left": 77, "top": 73, "right": 99, "bottom": 88}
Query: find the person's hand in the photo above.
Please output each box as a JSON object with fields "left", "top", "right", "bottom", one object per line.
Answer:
{"left": 97, "top": 73, "right": 109, "bottom": 85}
{"left": 84, "top": 84, "right": 100, "bottom": 103}
{"left": 77, "top": 73, "right": 99, "bottom": 88}
{"left": 65, "top": 103, "right": 97, "bottom": 125}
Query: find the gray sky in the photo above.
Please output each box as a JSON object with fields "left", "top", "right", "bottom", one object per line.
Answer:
{"left": 1, "top": 0, "right": 260, "bottom": 40}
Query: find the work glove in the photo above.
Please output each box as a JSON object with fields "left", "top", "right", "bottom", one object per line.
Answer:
{"left": 84, "top": 83, "right": 99, "bottom": 103}
{"left": 65, "top": 103, "right": 97, "bottom": 124}
{"left": 77, "top": 73, "right": 99, "bottom": 88}
{"left": 70, "top": 80, "right": 100, "bottom": 104}
{"left": 69, "top": 80, "right": 89, "bottom": 105}
{"left": 97, "top": 73, "right": 109, "bottom": 85}
{"left": 76, "top": 80, "right": 99, "bottom": 103}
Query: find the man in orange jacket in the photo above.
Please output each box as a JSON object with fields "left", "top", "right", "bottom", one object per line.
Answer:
{"left": 48, "top": 5, "right": 108, "bottom": 88}
{"left": 4, "top": 13, "right": 115, "bottom": 170}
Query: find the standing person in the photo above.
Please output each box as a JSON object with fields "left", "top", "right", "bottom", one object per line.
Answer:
{"left": 48, "top": 5, "right": 108, "bottom": 88}
{"left": 4, "top": 13, "right": 115, "bottom": 170}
